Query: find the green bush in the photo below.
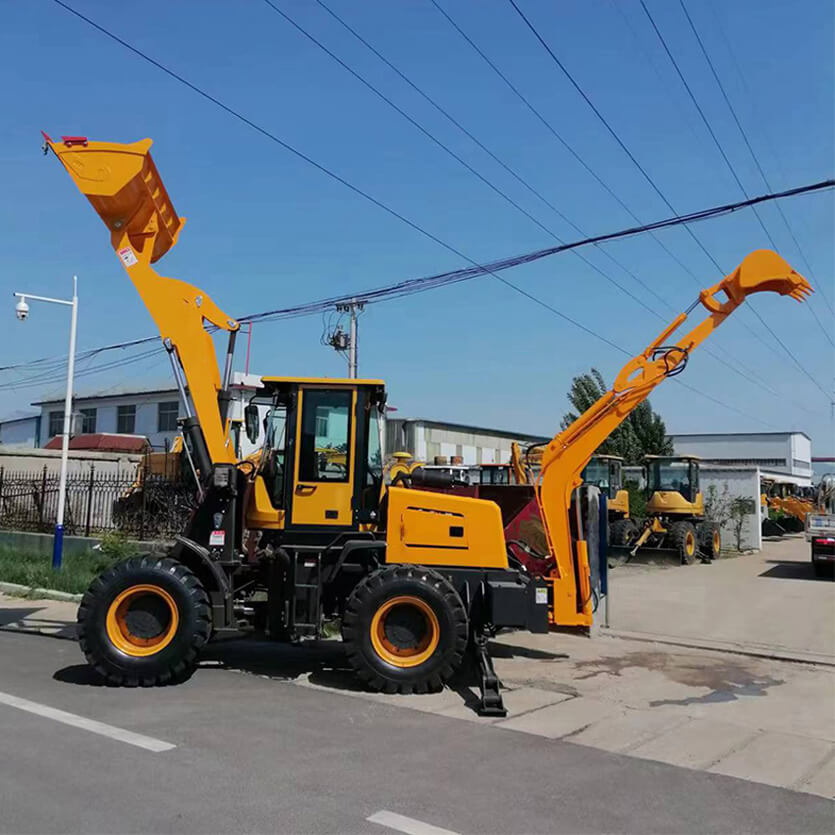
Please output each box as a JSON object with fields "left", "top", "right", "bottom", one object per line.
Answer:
{"left": 625, "top": 481, "right": 647, "bottom": 519}
{"left": 97, "top": 530, "right": 137, "bottom": 561}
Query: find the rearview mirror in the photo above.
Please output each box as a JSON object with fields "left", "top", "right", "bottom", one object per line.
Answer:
{"left": 244, "top": 403, "right": 260, "bottom": 444}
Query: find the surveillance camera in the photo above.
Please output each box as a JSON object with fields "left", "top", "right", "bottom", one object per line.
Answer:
{"left": 15, "top": 297, "right": 29, "bottom": 321}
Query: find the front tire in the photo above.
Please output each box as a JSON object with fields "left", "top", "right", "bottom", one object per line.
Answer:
{"left": 669, "top": 521, "right": 698, "bottom": 565}
{"left": 610, "top": 518, "right": 639, "bottom": 547}
{"left": 342, "top": 565, "right": 468, "bottom": 694}
{"left": 77, "top": 555, "right": 211, "bottom": 686}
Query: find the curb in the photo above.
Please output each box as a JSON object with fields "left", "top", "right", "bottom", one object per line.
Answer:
{"left": 0, "top": 581, "right": 82, "bottom": 603}
{"left": 602, "top": 627, "right": 835, "bottom": 669}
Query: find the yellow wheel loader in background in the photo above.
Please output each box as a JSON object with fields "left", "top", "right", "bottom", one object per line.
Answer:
{"left": 617, "top": 456, "right": 721, "bottom": 564}
{"left": 44, "top": 133, "right": 811, "bottom": 714}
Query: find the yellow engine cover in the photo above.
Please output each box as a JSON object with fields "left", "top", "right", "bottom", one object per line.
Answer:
{"left": 646, "top": 490, "right": 704, "bottom": 516}
{"left": 385, "top": 487, "right": 508, "bottom": 569}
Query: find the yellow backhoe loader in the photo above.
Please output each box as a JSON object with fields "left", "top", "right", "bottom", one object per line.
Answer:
{"left": 44, "top": 133, "right": 811, "bottom": 714}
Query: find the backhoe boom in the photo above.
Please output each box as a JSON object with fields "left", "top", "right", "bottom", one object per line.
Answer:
{"left": 537, "top": 250, "right": 811, "bottom": 625}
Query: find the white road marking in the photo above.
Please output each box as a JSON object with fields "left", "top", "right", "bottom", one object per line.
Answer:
{"left": 0, "top": 690, "right": 175, "bottom": 752}
{"left": 367, "top": 810, "right": 460, "bottom": 835}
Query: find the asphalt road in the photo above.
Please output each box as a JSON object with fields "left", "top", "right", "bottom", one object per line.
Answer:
{"left": 0, "top": 631, "right": 832, "bottom": 834}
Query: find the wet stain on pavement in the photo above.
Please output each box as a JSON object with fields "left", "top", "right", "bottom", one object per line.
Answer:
{"left": 572, "top": 650, "right": 785, "bottom": 706}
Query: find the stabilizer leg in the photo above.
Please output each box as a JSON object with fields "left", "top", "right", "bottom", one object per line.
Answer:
{"left": 474, "top": 633, "right": 507, "bottom": 718}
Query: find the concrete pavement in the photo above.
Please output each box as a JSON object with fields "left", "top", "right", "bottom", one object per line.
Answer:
{"left": 605, "top": 535, "right": 834, "bottom": 662}
{"left": 1, "top": 534, "right": 832, "bottom": 807}
{"left": 1, "top": 630, "right": 832, "bottom": 834}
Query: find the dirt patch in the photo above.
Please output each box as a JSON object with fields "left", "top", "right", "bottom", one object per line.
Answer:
{"left": 573, "top": 650, "right": 784, "bottom": 706}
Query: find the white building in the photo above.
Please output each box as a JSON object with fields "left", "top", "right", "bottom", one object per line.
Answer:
{"left": 0, "top": 412, "right": 41, "bottom": 447}
{"left": 386, "top": 417, "right": 548, "bottom": 467}
{"left": 670, "top": 431, "right": 813, "bottom": 487}
{"left": 30, "top": 385, "right": 182, "bottom": 451}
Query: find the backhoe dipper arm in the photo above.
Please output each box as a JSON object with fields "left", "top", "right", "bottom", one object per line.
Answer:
{"left": 537, "top": 250, "right": 811, "bottom": 625}
{"left": 44, "top": 135, "right": 239, "bottom": 468}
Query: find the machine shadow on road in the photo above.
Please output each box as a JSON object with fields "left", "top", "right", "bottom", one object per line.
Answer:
{"left": 51, "top": 636, "right": 504, "bottom": 715}
{"left": 0, "top": 607, "right": 47, "bottom": 627}
{"left": 760, "top": 560, "right": 832, "bottom": 581}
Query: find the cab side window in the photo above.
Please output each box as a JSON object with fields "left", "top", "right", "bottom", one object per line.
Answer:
{"left": 299, "top": 390, "right": 352, "bottom": 482}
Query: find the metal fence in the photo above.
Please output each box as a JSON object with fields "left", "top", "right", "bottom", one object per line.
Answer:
{"left": 0, "top": 464, "right": 198, "bottom": 541}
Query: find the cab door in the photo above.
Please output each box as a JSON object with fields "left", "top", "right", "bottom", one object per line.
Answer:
{"left": 290, "top": 387, "right": 356, "bottom": 527}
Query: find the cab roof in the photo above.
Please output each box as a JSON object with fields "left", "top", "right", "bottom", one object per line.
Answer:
{"left": 643, "top": 454, "right": 702, "bottom": 461}
{"left": 260, "top": 376, "right": 384, "bottom": 387}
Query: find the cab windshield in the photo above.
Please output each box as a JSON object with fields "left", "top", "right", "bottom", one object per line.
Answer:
{"left": 647, "top": 458, "right": 696, "bottom": 501}
{"left": 582, "top": 459, "right": 610, "bottom": 491}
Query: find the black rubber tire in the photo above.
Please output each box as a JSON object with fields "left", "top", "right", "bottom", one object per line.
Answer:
{"left": 697, "top": 521, "right": 721, "bottom": 560}
{"left": 77, "top": 555, "right": 211, "bottom": 686}
{"left": 610, "top": 518, "right": 639, "bottom": 547}
{"left": 342, "top": 565, "right": 468, "bottom": 695}
{"left": 668, "top": 521, "right": 698, "bottom": 565}
{"left": 813, "top": 558, "right": 833, "bottom": 579}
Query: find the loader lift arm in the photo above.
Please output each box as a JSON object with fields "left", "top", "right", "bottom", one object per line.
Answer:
{"left": 43, "top": 134, "right": 239, "bottom": 472}
{"left": 538, "top": 250, "right": 812, "bottom": 625}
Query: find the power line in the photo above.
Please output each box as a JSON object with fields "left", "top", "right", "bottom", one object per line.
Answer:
{"left": 503, "top": 0, "right": 822, "bottom": 374}
{"left": 678, "top": 0, "right": 835, "bottom": 334}
{"left": 638, "top": 0, "right": 833, "bottom": 398}
{"left": 35, "top": 0, "right": 828, "bottom": 424}
{"left": 312, "top": 0, "right": 669, "bottom": 312}
{"left": 505, "top": 0, "right": 725, "bottom": 276}
{"left": 259, "top": 0, "right": 659, "bottom": 318}
{"left": 428, "top": 0, "right": 706, "bottom": 286}
{"left": 7, "top": 178, "right": 829, "bottom": 373}
{"left": 705, "top": 0, "right": 834, "bottom": 318}
{"left": 640, "top": 0, "right": 777, "bottom": 245}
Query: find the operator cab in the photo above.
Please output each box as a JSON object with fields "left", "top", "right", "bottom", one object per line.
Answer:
{"left": 244, "top": 377, "right": 387, "bottom": 533}
{"left": 581, "top": 455, "right": 623, "bottom": 501}
{"left": 478, "top": 463, "right": 512, "bottom": 486}
{"left": 644, "top": 455, "right": 700, "bottom": 504}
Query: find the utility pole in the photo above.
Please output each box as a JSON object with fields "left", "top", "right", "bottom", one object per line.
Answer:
{"left": 333, "top": 299, "right": 365, "bottom": 378}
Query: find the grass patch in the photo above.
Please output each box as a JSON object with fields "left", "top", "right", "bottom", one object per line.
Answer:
{"left": 0, "top": 545, "right": 119, "bottom": 595}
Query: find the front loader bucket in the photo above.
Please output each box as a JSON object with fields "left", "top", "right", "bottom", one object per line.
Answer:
{"left": 44, "top": 134, "right": 183, "bottom": 263}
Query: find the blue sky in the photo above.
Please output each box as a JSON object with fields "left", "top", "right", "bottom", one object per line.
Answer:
{"left": 1, "top": 0, "right": 833, "bottom": 455}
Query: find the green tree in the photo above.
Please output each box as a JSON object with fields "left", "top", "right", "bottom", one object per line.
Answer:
{"left": 561, "top": 367, "right": 673, "bottom": 465}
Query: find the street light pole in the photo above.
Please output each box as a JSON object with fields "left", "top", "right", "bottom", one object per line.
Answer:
{"left": 13, "top": 276, "right": 78, "bottom": 569}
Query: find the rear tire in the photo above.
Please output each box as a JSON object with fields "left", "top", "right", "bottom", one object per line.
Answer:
{"left": 77, "top": 555, "right": 211, "bottom": 686}
{"left": 610, "top": 518, "right": 639, "bottom": 547}
{"left": 669, "top": 521, "right": 698, "bottom": 565}
{"left": 697, "top": 521, "right": 721, "bottom": 560}
{"left": 342, "top": 565, "right": 468, "bottom": 694}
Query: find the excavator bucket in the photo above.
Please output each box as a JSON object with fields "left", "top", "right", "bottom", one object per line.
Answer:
{"left": 701, "top": 249, "right": 812, "bottom": 313}
{"left": 43, "top": 133, "right": 183, "bottom": 263}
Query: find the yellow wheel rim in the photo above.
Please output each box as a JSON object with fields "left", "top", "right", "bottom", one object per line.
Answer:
{"left": 713, "top": 530, "right": 721, "bottom": 553}
{"left": 370, "top": 595, "right": 440, "bottom": 669}
{"left": 685, "top": 531, "right": 696, "bottom": 556}
{"left": 105, "top": 584, "right": 179, "bottom": 657}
